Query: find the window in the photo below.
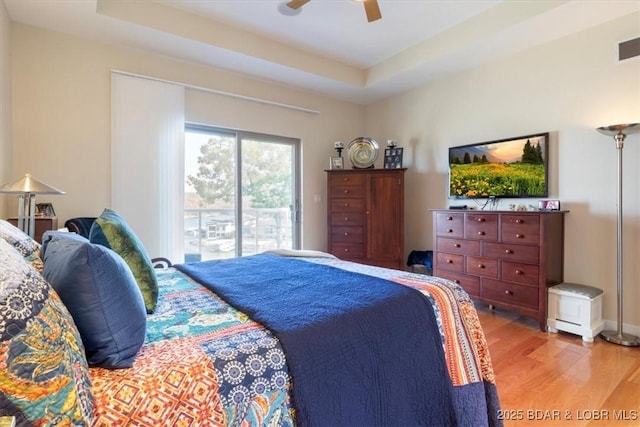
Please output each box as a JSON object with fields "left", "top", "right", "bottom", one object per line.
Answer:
{"left": 184, "top": 124, "right": 300, "bottom": 261}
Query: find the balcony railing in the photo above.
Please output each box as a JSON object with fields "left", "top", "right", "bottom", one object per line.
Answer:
{"left": 184, "top": 207, "right": 292, "bottom": 261}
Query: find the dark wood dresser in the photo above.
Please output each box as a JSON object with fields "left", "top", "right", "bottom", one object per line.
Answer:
{"left": 327, "top": 169, "right": 405, "bottom": 269}
{"left": 432, "top": 209, "right": 566, "bottom": 331}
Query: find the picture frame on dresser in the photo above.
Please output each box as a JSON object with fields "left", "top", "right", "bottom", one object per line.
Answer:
{"left": 383, "top": 147, "right": 403, "bottom": 169}
{"left": 329, "top": 157, "right": 344, "bottom": 170}
{"left": 36, "top": 202, "right": 56, "bottom": 217}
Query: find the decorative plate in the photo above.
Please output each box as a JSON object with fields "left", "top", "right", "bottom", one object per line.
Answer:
{"left": 347, "top": 137, "right": 379, "bottom": 169}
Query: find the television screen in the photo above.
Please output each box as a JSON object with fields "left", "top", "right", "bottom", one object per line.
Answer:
{"left": 448, "top": 132, "right": 549, "bottom": 199}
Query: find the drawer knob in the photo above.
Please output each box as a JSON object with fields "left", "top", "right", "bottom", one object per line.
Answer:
{"left": 505, "top": 249, "right": 512, "bottom": 254}
{"left": 477, "top": 231, "right": 485, "bottom": 236}
{"left": 515, "top": 270, "right": 522, "bottom": 275}
{"left": 477, "top": 218, "right": 485, "bottom": 222}
{"left": 344, "top": 217, "right": 349, "bottom": 222}
{"left": 478, "top": 264, "right": 485, "bottom": 268}
{"left": 446, "top": 259, "right": 453, "bottom": 264}
{"left": 454, "top": 280, "right": 461, "bottom": 284}
{"left": 343, "top": 177, "right": 348, "bottom": 181}
{"left": 344, "top": 232, "right": 349, "bottom": 236}
{"left": 454, "top": 243, "right": 461, "bottom": 248}
{"left": 343, "top": 203, "right": 349, "bottom": 207}
{"left": 344, "top": 248, "right": 349, "bottom": 252}
{"left": 516, "top": 234, "right": 523, "bottom": 238}
{"left": 447, "top": 229, "right": 453, "bottom": 233}
{"left": 446, "top": 216, "right": 453, "bottom": 221}
{"left": 344, "top": 190, "right": 349, "bottom": 194}
{"left": 504, "top": 290, "right": 512, "bottom": 295}
{"left": 515, "top": 219, "right": 523, "bottom": 224}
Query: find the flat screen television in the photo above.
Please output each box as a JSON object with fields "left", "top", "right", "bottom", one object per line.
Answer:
{"left": 448, "top": 132, "right": 549, "bottom": 199}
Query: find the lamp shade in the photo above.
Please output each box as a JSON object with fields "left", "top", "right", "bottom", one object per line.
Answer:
{"left": 0, "top": 174, "right": 66, "bottom": 195}
{"left": 596, "top": 123, "right": 640, "bottom": 137}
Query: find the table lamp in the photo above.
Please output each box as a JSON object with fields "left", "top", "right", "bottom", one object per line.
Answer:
{"left": 0, "top": 173, "right": 66, "bottom": 238}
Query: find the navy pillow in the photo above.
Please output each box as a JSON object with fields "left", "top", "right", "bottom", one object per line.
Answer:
{"left": 42, "top": 234, "right": 147, "bottom": 369}
{"left": 41, "top": 230, "right": 89, "bottom": 259}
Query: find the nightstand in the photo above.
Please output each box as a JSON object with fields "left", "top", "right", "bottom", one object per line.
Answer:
{"left": 8, "top": 216, "right": 58, "bottom": 243}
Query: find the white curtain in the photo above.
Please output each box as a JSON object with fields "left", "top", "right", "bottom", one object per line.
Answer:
{"left": 111, "top": 72, "right": 184, "bottom": 262}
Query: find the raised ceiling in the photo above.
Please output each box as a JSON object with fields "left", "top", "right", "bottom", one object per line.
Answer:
{"left": 4, "top": 0, "right": 639, "bottom": 104}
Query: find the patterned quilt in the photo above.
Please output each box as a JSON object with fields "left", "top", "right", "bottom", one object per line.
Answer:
{"left": 89, "top": 256, "right": 500, "bottom": 426}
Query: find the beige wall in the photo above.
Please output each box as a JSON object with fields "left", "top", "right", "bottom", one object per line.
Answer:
{"left": 9, "top": 13, "right": 640, "bottom": 329}
{"left": 10, "top": 23, "right": 365, "bottom": 252}
{"left": 365, "top": 12, "right": 640, "bottom": 329}
{"left": 0, "top": 1, "right": 11, "bottom": 217}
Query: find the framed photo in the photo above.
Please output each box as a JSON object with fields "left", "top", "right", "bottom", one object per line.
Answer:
{"left": 329, "top": 156, "right": 344, "bottom": 170}
{"left": 538, "top": 200, "right": 560, "bottom": 211}
{"left": 384, "top": 147, "right": 404, "bottom": 169}
{"left": 36, "top": 202, "right": 56, "bottom": 217}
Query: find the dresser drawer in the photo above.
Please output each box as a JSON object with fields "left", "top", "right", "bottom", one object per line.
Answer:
{"left": 436, "top": 270, "right": 480, "bottom": 297}
{"left": 466, "top": 256, "right": 499, "bottom": 278}
{"left": 436, "top": 213, "right": 464, "bottom": 238}
{"left": 481, "top": 278, "right": 538, "bottom": 309}
{"left": 331, "top": 213, "right": 364, "bottom": 226}
{"left": 331, "top": 198, "right": 364, "bottom": 213}
{"left": 465, "top": 213, "right": 498, "bottom": 241}
{"left": 501, "top": 261, "right": 539, "bottom": 286}
{"left": 330, "top": 185, "right": 364, "bottom": 199}
{"left": 328, "top": 173, "right": 364, "bottom": 186}
{"left": 501, "top": 214, "right": 540, "bottom": 244}
{"left": 330, "top": 243, "right": 363, "bottom": 258}
{"left": 331, "top": 226, "right": 363, "bottom": 243}
{"left": 483, "top": 242, "right": 539, "bottom": 263}
{"left": 437, "top": 237, "right": 480, "bottom": 256}
{"left": 435, "top": 252, "right": 464, "bottom": 273}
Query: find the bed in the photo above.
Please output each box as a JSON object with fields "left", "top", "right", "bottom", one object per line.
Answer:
{"left": 1, "top": 214, "right": 502, "bottom": 426}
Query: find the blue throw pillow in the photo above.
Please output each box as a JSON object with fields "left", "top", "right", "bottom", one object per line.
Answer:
{"left": 41, "top": 230, "right": 89, "bottom": 258}
{"left": 43, "top": 234, "right": 147, "bottom": 369}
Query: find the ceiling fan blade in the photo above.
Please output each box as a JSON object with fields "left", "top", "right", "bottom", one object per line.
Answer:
{"left": 286, "top": 0, "right": 310, "bottom": 9}
{"left": 363, "top": 0, "right": 381, "bottom": 22}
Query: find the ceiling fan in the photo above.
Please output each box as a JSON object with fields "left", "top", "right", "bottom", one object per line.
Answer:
{"left": 285, "top": 0, "right": 382, "bottom": 23}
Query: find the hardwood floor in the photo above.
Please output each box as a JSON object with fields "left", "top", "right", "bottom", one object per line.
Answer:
{"left": 475, "top": 304, "right": 640, "bottom": 427}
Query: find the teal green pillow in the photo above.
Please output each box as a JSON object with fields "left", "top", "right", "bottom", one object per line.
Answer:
{"left": 89, "top": 208, "right": 158, "bottom": 313}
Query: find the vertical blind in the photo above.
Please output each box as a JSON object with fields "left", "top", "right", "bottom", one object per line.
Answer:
{"left": 111, "top": 72, "right": 185, "bottom": 261}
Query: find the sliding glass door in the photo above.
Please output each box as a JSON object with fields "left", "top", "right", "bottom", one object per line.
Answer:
{"left": 184, "top": 125, "right": 300, "bottom": 261}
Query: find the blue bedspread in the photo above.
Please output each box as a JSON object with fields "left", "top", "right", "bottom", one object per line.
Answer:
{"left": 176, "top": 254, "right": 457, "bottom": 426}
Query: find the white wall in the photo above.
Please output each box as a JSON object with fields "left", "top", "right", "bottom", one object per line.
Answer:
{"left": 0, "top": 1, "right": 11, "bottom": 218}
{"left": 365, "top": 12, "right": 640, "bottom": 328}
{"left": 10, "top": 23, "right": 365, "bottom": 252}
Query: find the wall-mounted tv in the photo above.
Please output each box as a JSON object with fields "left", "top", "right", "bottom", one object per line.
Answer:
{"left": 448, "top": 132, "right": 549, "bottom": 199}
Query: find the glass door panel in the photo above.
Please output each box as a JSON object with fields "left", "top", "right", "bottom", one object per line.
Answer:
{"left": 184, "top": 128, "right": 237, "bottom": 261}
{"left": 240, "top": 137, "right": 296, "bottom": 256}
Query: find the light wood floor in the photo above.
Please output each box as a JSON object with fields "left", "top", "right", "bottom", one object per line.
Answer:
{"left": 475, "top": 305, "right": 640, "bottom": 427}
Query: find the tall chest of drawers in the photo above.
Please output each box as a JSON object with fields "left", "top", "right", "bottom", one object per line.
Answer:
{"left": 432, "top": 210, "right": 566, "bottom": 331}
{"left": 327, "top": 169, "right": 405, "bottom": 270}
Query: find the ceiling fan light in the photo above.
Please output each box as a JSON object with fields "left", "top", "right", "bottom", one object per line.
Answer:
{"left": 278, "top": 1, "right": 302, "bottom": 16}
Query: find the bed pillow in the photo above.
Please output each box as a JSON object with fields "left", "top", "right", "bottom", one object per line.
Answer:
{"left": 0, "top": 218, "right": 43, "bottom": 272}
{"left": 42, "top": 234, "right": 147, "bottom": 369}
{"left": 0, "top": 238, "right": 94, "bottom": 425}
{"left": 89, "top": 208, "right": 158, "bottom": 313}
{"left": 41, "top": 230, "right": 90, "bottom": 259}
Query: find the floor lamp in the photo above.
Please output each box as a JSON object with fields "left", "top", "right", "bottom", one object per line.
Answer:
{"left": 0, "top": 173, "right": 65, "bottom": 238}
{"left": 596, "top": 123, "right": 640, "bottom": 347}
